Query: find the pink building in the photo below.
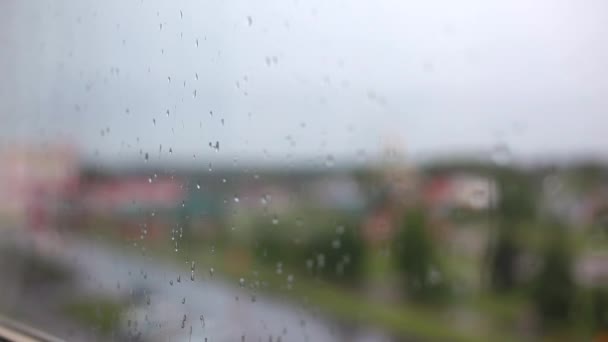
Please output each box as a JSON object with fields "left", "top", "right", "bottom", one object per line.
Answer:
{"left": 81, "top": 177, "right": 185, "bottom": 215}
{"left": 0, "top": 144, "right": 79, "bottom": 229}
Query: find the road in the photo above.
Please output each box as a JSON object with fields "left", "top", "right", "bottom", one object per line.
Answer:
{"left": 3, "top": 231, "right": 389, "bottom": 342}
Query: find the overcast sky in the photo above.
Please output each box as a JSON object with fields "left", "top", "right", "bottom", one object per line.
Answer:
{"left": 2, "top": 0, "right": 608, "bottom": 168}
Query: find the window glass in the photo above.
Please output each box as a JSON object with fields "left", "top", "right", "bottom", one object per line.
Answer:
{"left": 2, "top": 1, "right": 608, "bottom": 341}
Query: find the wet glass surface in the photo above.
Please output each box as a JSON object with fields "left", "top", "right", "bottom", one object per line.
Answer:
{"left": 2, "top": 1, "right": 608, "bottom": 341}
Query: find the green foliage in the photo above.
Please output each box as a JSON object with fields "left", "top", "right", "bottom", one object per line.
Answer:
{"left": 0, "top": 248, "right": 73, "bottom": 286}
{"left": 394, "top": 209, "right": 448, "bottom": 302}
{"left": 591, "top": 287, "right": 608, "bottom": 332}
{"left": 252, "top": 212, "right": 365, "bottom": 285}
{"left": 495, "top": 169, "right": 537, "bottom": 223}
{"left": 532, "top": 230, "right": 576, "bottom": 328}
{"left": 63, "top": 298, "right": 123, "bottom": 335}
{"left": 568, "top": 162, "right": 608, "bottom": 191}
{"left": 251, "top": 216, "right": 307, "bottom": 267}
{"left": 486, "top": 168, "right": 537, "bottom": 293}
{"left": 304, "top": 223, "right": 365, "bottom": 283}
{"left": 487, "top": 227, "right": 519, "bottom": 292}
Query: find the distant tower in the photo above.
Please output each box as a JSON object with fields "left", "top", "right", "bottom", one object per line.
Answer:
{"left": 380, "top": 133, "right": 407, "bottom": 169}
{"left": 379, "top": 133, "right": 418, "bottom": 208}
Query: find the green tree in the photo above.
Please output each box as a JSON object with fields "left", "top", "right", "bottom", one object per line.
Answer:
{"left": 591, "top": 287, "right": 608, "bottom": 334}
{"left": 252, "top": 213, "right": 365, "bottom": 285}
{"left": 394, "top": 209, "right": 447, "bottom": 301}
{"left": 487, "top": 227, "right": 519, "bottom": 292}
{"left": 532, "top": 231, "right": 576, "bottom": 328}
{"left": 486, "top": 168, "right": 536, "bottom": 292}
{"left": 305, "top": 222, "right": 365, "bottom": 284}
{"left": 495, "top": 169, "right": 537, "bottom": 223}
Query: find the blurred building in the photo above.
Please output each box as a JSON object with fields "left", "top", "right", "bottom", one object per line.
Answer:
{"left": 0, "top": 144, "right": 79, "bottom": 228}
{"left": 362, "top": 141, "right": 419, "bottom": 245}
{"left": 424, "top": 173, "right": 497, "bottom": 213}
{"left": 231, "top": 184, "right": 293, "bottom": 215}
{"left": 539, "top": 173, "right": 608, "bottom": 228}
{"left": 81, "top": 177, "right": 185, "bottom": 216}
{"left": 306, "top": 176, "right": 365, "bottom": 211}
{"left": 79, "top": 175, "right": 187, "bottom": 239}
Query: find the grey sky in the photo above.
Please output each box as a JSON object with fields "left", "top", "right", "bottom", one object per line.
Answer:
{"left": 2, "top": 0, "right": 608, "bottom": 167}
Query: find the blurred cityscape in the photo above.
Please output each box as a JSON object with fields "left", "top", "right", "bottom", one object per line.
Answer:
{"left": 3, "top": 142, "right": 608, "bottom": 341}
{"left": 3, "top": 0, "right": 608, "bottom": 340}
